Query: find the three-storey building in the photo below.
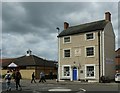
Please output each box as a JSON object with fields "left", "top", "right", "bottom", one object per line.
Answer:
{"left": 58, "top": 12, "right": 115, "bottom": 82}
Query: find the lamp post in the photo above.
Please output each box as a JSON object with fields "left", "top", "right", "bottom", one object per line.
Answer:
{"left": 56, "top": 27, "right": 60, "bottom": 82}
{"left": 56, "top": 27, "right": 60, "bottom": 34}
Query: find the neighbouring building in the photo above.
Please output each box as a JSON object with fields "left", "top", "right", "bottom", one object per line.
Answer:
{"left": 1, "top": 50, "right": 57, "bottom": 79}
{"left": 57, "top": 12, "right": 115, "bottom": 82}
{"left": 115, "top": 48, "right": 120, "bottom": 73}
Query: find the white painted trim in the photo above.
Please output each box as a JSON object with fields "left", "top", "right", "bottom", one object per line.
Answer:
{"left": 63, "top": 36, "right": 71, "bottom": 44}
{"left": 63, "top": 48, "right": 71, "bottom": 58}
{"left": 58, "top": 37, "right": 60, "bottom": 81}
{"left": 85, "top": 46, "right": 95, "bottom": 57}
{"left": 85, "top": 32, "right": 95, "bottom": 41}
{"left": 70, "top": 66, "right": 72, "bottom": 81}
{"left": 102, "top": 31, "right": 105, "bottom": 76}
{"left": 77, "top": 67, "right": 79, "bottom": 80}
{"left": 85, "top": 64, "right": 96, "bottom": 79}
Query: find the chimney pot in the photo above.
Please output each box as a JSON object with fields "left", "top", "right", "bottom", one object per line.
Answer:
{"left": 105, "top": 12, "right": 111, "bottom": 21}
{"left": 64, "top": 22, "right": 69, "bottom": 30}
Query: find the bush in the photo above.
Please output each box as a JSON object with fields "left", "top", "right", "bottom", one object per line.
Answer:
{"left": 100, "top": 76, "right": 110, "bottom": 83}
{"left": 2, "top": 74, "right": 6, "bottom": 79}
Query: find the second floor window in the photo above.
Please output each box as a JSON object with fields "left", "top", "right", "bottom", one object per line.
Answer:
{"left": 64, "top": 36, "right": 70, "bottom": 43}
{"left": 86, "top": 47, "right": 94, "bottom": 57}
{"left": 86, "top": 33, "right": 94, "bottom": 40}
{"left": 64, "top": 49, "right": 70, "bottom": 57}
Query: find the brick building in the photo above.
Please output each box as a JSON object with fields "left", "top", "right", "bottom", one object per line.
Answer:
{"left": 1, "top": 50, "right": 57, "bottom": 79}
{"left": 115, "top": 48, "right": 120, "bottom": 73}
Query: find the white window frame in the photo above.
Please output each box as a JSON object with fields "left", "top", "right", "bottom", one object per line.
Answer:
{"left": 63, "top": 48, "right": 71, "bottom": 58}
{"left": 63, "top": 36, "right": 71, "bottom": 44}
{"left": 85, "top": 32, "right": 95, "bottom": 41}
{"left": 85, "top": 64, "right": 95, "bottom": 79}
{"left": 85, "top": 46, "right": 95, "bottom": 57}
{"left": 62, "top": 65, "right": 71, "bottom": 79}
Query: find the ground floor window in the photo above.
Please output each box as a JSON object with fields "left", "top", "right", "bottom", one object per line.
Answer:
{"left": 85, "top": 64, "right": 95, "bottom": 78}
{"left": 63, "top": 66, "right": 70, "bottom": 76}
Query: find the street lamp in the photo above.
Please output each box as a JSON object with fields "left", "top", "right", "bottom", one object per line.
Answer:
{"left": 56, "top": 27, "right": 60, "bottom": 82}
{"left": 56, "top": 27, "right": 60, "bottom": 34}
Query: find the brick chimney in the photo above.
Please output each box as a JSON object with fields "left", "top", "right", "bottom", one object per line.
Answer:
{"left": 64, "top": 22, "right": 69, "bottom": 30}
{"left": 105, "top": 12, "right": 111, "bottom": 21}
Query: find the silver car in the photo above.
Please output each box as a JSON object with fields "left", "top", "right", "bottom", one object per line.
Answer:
{"left": 115, "top": 73, "right": 120, "bottom": 82}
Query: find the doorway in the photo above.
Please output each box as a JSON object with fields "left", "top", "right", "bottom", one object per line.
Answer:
{"left": 73, "top": 67, "right": 77, "bottom": 80}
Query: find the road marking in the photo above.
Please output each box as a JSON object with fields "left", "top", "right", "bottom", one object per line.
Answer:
{"left": 48, "top": 89, "right": 71, "bottom": 91}
{"left": 80, "top": 88, "right": 86, "bottom": 91}
{"left": 33, "top": 90, "right": 41, "bottom": 93}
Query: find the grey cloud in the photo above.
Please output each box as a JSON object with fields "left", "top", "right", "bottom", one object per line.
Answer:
{"left": 2, "top": 2, "right": 119, "bottom": 59}
{"left": 118, "top": 2, "right": 120, "bottom": 49}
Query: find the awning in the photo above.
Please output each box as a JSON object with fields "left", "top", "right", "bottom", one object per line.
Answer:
{"left": 8, "top": 62, "right": 18, "bottom": 67}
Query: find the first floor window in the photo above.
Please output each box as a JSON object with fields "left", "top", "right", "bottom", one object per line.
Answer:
{"left": 64, "top": 67, "right": 70, "bottom": 76}
{"left": 86, "top": 65, "right": 95, "bottom": 77}
{"left": 86, "top": 47, "right": 94, "bottom": 57}
{"left": 64, "top": 49, "right": 70, "bottom": 57}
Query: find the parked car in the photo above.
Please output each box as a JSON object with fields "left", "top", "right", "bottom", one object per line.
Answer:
{"left": 115, "top": 73, "right": 120, "bottom": 83}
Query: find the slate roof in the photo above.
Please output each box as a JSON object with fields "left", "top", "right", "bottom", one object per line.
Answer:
{"left": 58, "top": 20, "right": 109, "bottom": 37}
{"left": 0, "top": 58, "right": 15, "bottom": 67}
{"left": 1, "top": 55, "right": 57, "bottom": 67}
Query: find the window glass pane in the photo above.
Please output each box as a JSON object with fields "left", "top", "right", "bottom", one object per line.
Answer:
{"left": 86, "top": 66, "right": 94, "bottom": 77}
{"left": 64, "top": 49, "right": 70, "bottom": 57}
{"left": 64, "top": 67, "right": 70, "bottom": 76}
{"left": 64, "top": 37, "right": 70, "bottom": 43}
{"left": 86, "top": 47, "right": 94, "bottom": 56}
{"left": 86, "top": 33, "right": 93, "bottom": 40}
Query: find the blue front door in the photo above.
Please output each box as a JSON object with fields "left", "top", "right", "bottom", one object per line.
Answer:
{"left": 73, "top": 67, "right": 77, "bottom": 80}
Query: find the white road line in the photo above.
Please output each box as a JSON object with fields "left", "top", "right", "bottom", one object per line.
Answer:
{"left": 80, "top": 88, "right": 86, "bottom": 92}
{"left": 48, "top": 89, "right": 71, "bottom": 91}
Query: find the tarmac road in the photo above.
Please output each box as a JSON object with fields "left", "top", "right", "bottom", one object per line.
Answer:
{"left": 1, "top": 79, "right": 120, "bottom": 93}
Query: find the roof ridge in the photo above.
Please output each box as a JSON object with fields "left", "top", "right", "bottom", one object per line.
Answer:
{"left": 69, "top": 20, "right": 106, "bottom": 28}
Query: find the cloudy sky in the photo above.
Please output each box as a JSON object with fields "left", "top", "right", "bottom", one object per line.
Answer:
{"left": 1, "top": 1, "right": 119, "bottom": 60}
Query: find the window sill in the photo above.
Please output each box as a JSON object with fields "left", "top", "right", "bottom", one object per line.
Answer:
{"left": 86, "top": 56, "right": 95, "bottom": 58}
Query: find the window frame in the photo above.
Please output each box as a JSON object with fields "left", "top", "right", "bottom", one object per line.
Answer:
{"left": 85, "top": 64, "right": 95, "bottom": 79}
{"left": 63, "top": 36, "right": 71, "bottom": 44}
{"left": 85, "top": 32, "right": 95, "bottom": 41}
{"left": 62, "top": 65, "right": 71, "bottom": 78}
{"left": 85, "top": 46, "right": 95, "bottom": 57}
{"left": 63, "top": 48, "right": 71, "bottom": 58}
